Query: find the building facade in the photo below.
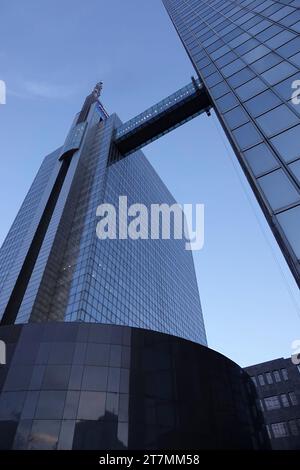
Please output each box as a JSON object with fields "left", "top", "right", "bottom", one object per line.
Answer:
{"left": 163, "top": 0, "right": 300, "bottom": 288}
{"left": 245, "top": 357, "right": 300, "bottom": 449}
{"left": 0, "top": 88, "right": 206, "bottom": 345}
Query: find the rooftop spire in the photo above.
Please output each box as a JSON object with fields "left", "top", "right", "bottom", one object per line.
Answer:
{"left": 93, "top": 81, "right": 103, "bottom": 99}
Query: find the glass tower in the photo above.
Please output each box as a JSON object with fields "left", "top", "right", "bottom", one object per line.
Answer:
{"left": 0, "top": 86, "right": 207, "bottom": 345}
{"left": 163, "top": 0, "right": 300, "bottom": 288}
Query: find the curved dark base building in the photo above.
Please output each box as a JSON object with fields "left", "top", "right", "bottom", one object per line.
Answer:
{"left": 0, "top": 323, "right": 268, "bottom": 450}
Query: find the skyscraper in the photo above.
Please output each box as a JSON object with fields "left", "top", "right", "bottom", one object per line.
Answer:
{"left": 163, "top": 0, "right": 300, "bottom": 289}
{"left": 0, "top": 85, "right": 206, "bottom": 345}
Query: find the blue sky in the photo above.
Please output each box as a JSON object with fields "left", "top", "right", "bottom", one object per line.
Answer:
{"left": 0, "top": 0, "right": 299, "bottom": 367}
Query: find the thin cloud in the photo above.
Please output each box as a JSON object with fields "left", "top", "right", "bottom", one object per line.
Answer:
{"left": 7, "top": 80, "right": 78, "bottom": 100}
{"left": 23, "top": 80, "right": 76, "bottom": 99}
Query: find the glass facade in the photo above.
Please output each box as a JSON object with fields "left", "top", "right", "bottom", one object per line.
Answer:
{"left": 0, "top": 95, "right": 206, "bottom": 345}
{"left": 45, "top": 112, "right": 206, "bottom": 344}
{"left": 0, "top": 323, "right": 268, "bottom": 450}
{"left": 0, "top": 147, "right": 62, "bottom": 319}
{"left": 163, "top": 0, "right": 300, "bottom": 288}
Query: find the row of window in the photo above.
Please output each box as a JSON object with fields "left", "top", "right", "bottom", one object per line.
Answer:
{"left": 259, "top": 391, "right": 298, "bottom": 411}
{"left": 251, "top": 367, "right": 289, "bottom": 386}
{"left": 267, "top": 419, "right": 300, "bottom": 439}
{"left": 243, "top": 144, "right": 300, "bottom": 183}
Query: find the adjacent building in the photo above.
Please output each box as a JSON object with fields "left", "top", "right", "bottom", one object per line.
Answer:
{"left": 245, "top": 357, "right": 300, "bottom": 449}
{"left": 163, "top": 0, "right": 300, "bottom": 288}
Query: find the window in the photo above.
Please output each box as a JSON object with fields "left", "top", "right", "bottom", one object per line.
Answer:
{"left": 211, "top": 45, "right": 230, "bottom": 60}
{"left": 289, "top": 160, "right": 300, "bottom": 184}
{"left": 227, "top": 67, "right": 256, "bottom": 88}
{"left": 42, "top": 365, "right": 71, "bottom": 390}
{"left": 244, "top": 90, "right": 281, "bottom": 118}
{"left": 263, "top": 4, "right": 283, "bottom": 16}
{"left": 265, "top": 395, "right": 281, "bottom": 410}
{"left": 249, "top": 19, "right": 270, "bottom": 35}
{"left": 278, "top": 206, "right": 300, "bottom": 258}
{"left": 289, "top": 420, "right": 299, "bottom": 436}
{"left": 85, "top": 343, "right": 110, "bottom": 366}
{"left": 266, "top": 31, "right": 296, "bottom": 49}
{"left": 280, "top": 394, "right": 290, "bottom": 407}
{"left": 273, "top": 370, "right": 281, "bottom": 382}
{"left": 229, "top": 32, "right": 250, "bottom": 48}
{"left": 251, "top": 376, "right": 257, "bottom": 386}
{"left": 224, "top": 107, "right": 249, "bottom": 129}
{"left": 290, "top": 52, "right": 300, "bottom": 68}
{"left": 235, "top": 38, "right": 259, "bottom": 55}
{"left": 256, "top": 2, "right": 273, "bottom": 14}
{"left": 242, "top": 45, "right": 270, "bottom": 64}
{"left": 205, "top": 72, "right": 223, "bottom": 87}
{"left": 289, "top": 391, "right": 298, "bottom": 406}
{"left": 236, "top": 12, "right": 254, "bottom": 27}
{"left": 223, "top": 28, "right": 242, "bottom": 44}
{"left": 207, "top": 38, "right": 223, "bottom": 53}
{"left": 35, "top": 391, "right": 66, "bottom": 419}
{"left": 277, "top": 36, "right": 300, "bottom": 59}
{"left": 258, "top": 169, "right": 300, "bottom": 210}
{"left": 201, "top": 63, "right": 217, "bottom": 77}
{"left": 210, "top": 81, "right": 230, "bottom": 99}
{"left": 258, "top": 374, "right": 265, "bottom": 386}
{"left": 221, "top": 59, "right": 245, "bottom": 78}
{"left": 271, "top": 422, "right": 289, "bottom": 438}
{"left": 251, "top": 53, "right": 282, "bottom": 74}
{"left": 257, "top": 25, "right": 282, "bottom": 42}
{"left": 235, "top": 77, "right": 267, "bottom": 101}
{"left": 244, "top": 144, "right": 279, "bottom": 176}
{"left": 82, "top": 366, "right": 108, "bottom": 391}
{"left": 265, "top": 425, "right": 272, "bottom": 440}
{"left": 257, "top": 105, "right": 299, "bottom": 137}
{"left": 195, "top": 56, "right": 210, "bottom": 68}
{"left": 77, "top": 391, "right": 106, "bottom": 420}
{"left": 266, "top": 372, "right": 273, "bottom": 384}
{"left": 281, "top": 368, "right": 289, "bottom": 381}
{"left": 29, "top": 420, "right": 61, "bottom": 450}
{"left": 233, "top": 122, "right": 262, "bottom": 149}
{"left": 0, "top": 391, "right": 26, "bottom": 420}
{"left": 217, "top": 93, "right": 239, "bottom": 113}
{"left": 270, "top": 6, "right": 294, "bottom": 22}
{"left": 274, "top": 73, "right": 299, "bottom": 100}
{"left": 271, "top": 124, "right": 300, "bottom": 162}
{"left": 281, "top": 10, "right": 300, "bottom": 27}
{"left": 262, "top": 62, "right": 297, "bottom": 86}
{"left": 259, "top": 399, "right": 264, "bottom": 411}
{"left": 215, "top": 51, "right": 237, "bottom": 67}
{"left": 256, "top": 398, "right": 263, "bottom": 411}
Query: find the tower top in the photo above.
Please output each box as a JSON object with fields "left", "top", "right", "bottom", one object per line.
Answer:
{"left": 93, "top": 81, "right": 103, "bottom": 99}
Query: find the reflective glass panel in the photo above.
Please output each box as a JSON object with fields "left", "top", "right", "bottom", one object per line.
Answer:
{"left": 258, "top": 169, "right": 300, "bottom": 210}
{"left": 244, "top": 144, "right": 279, "bottom": 176}
{"left": 277, "top": 205, "right": 300, "bottom": 258}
